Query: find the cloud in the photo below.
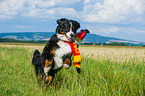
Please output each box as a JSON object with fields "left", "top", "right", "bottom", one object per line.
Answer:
{"left": 86, "top": 24, "right": 119, "bottom": 35}
{"left": 84, "top": 23, "right": 145, "bottom": 38}
{"left": 0, "top": 0, "right": 80, "bottom": 19}
{"left": 21, "top": 7, "right": 78, "bottom": 20}
{"left": 82, "top": 0, "right": 145, "bottom": 23}
{"left": 84, "top": 0, "right": 90, "bottom": 4}
{"left": 0, "top": 0, "right": 26, "bottom": 18}
{"left": 121, "top": 27, "right": 145, "bottom": 34}
{"left": 35, "top": 0, "right": 81, "bottom": 8}
{"left": 1, "top": 0, "right": 145, "bottom": 25}
{"left": 16, "top": 25, "right": 32, "bottom": 29}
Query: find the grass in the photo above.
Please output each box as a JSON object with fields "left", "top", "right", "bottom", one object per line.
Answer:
{"left": 0, "top": 45, "right": 145, "bottom": 96}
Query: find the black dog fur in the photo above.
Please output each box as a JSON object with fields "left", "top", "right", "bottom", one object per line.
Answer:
{"left": 32, "top": 50, "right": 44, "bottom": 82}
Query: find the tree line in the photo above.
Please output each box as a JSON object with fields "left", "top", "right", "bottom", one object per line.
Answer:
{"left": 0, "top": 38, "right": 144, "bottom": 47}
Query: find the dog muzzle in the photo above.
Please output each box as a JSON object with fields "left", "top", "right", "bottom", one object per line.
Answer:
{"left": 58, "top": 32, "right": 75, "bottom": 42}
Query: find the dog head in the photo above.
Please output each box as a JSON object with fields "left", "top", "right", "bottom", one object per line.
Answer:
{"left": 56, "top": 18, "right": 80, "bottom": 42}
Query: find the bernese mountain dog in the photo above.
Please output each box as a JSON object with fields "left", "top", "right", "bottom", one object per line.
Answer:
{"left": 32, "top": 18, "right": 89, "bottom": 90}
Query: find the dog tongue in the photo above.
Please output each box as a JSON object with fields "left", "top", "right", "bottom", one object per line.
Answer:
{"left": 67, "top": 37, "right": 75, "bottom": 42}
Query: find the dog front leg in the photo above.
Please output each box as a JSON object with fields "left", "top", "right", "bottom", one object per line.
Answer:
{"left": 44, "top": 75, "right": 53, "bottom": 91}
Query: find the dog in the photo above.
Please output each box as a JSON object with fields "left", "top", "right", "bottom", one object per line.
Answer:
{"left": 32, "top": 18, "right": 89, "bottom": 90}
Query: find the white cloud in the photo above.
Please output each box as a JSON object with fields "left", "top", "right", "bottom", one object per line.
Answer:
{"left": 0, "top": 0, "right": 26, "bottom": 18}
{"left": 121, "top": 27, "right": 145, "bottom": 34}
{"left": 0, "top": 0, "right": 81, "bottom": 19}
{"left": 1, "top": 0, "right": 145, "bottom": 24}
{"left": 22, "top": 7, "right": 77, "bottom": 19}
{"left": 85, "top": 23, "right": 145, "bottom": 36}
{"left": 87, "top": 25, "right": 119, "bottom": 34}
{"left": 35, "top": 0, "right": 80, "bottom": 8}
{"left": 35, "top": 0, "right": 55, "bottom": 8}
{"left": 84, "top": 0, "right": 90, "bottom": 4}
{"left": 16, "top": 25, "right": 32, "bottom": 29}
{"left": 82, "top": 0, "right": 145, "bottom": 23}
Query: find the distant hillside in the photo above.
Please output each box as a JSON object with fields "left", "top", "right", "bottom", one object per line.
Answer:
{"left": 0, "top": 32, "right": 144, "bottom": 46}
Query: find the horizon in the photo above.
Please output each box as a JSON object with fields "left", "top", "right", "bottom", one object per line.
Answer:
{"left": 1, "top": 31, "right": 144, "bottom": 43}
{"left": 0, "top": 0, "right": 145, "bottom": 42}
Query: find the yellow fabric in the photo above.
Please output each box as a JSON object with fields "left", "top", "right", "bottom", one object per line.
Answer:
{"left": 73, "top": 55, "right": 81, "bottom": 63}
{"left": 75, "top": 35, "right": 82, "bottom": 42}
{"left": 74, "top": 64, "right": 81, "bottom": 68}
{"left": 69, "top": 41, "right": 81, "bottom": 68}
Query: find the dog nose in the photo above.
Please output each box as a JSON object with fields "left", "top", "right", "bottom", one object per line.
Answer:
{"left": 70, "top": 33, "right": 74, "bottom": 37}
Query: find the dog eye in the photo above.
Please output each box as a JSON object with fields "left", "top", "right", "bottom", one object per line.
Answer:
{"left": 68, "top": 27, "right": 70, "bottom": 29}
{"left": 73, "top": 27, "right": 74, "bottom": 29}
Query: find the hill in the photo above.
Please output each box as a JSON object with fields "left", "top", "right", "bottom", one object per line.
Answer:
{"left": 0, "top": 32, "right": 144, "bottom": 46}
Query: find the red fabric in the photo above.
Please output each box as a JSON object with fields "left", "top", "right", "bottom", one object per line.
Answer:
{"left": 69, "top": 42, "right": 81, "bottom": 68}
{"left": 69, "top": 42, "right": 80, "bottom": 56}
{"left": 75, "top": 31, "right": 87, "bottom": 41}
{"left": 73, "top": 62, "right": 80, "bottom": 65}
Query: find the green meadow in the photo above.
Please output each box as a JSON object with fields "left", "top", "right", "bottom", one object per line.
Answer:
{"left": 0, "top": 45, "right": 145, "bottom": 96}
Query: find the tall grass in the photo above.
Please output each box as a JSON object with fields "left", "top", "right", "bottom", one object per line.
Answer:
{"left": 0, "top": 46, "right": 144, "bottom": 96}
{"left": 80, "top": 46, "right": 145, "bottom": 64}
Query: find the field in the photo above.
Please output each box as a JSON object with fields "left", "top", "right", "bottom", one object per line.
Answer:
{"left": 0, "top": 44, "right": 145, "bottom": 96}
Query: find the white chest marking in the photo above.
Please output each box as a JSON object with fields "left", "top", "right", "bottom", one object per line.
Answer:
{"left": 53, "top": 41, "right": 72, "bottom": 70}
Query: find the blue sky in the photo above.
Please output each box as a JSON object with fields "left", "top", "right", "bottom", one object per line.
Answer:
{"left": 0, "top": 0, "right": 145, "bottom": 42}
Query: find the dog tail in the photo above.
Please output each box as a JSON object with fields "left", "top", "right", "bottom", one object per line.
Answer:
{"left": 32, "top": 50, "right": 44, "bottom": 76}
{"left": 32, "top": 50, "right": 41, "bottom": 66}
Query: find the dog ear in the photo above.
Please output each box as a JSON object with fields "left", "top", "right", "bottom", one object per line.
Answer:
{"left": 56, "top": 18, "right": 69, "bottom": 33}
{"left": 70, "top": 20, "right": 80, "bottom": 33}
{"left": 57, "top": 19, "right": 61, "bottom": 25}
{"left": 57, "top": 18, "right": 68, "bottom": 25}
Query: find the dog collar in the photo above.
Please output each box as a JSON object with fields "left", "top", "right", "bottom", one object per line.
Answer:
{"left": 61, "top": 40, "right": 74, "bottom": 43}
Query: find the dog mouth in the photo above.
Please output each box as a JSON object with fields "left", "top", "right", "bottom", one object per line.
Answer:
{"left": 58, "top": 33, "right": 74, "bottom": 42}
{"left": 64, "top": 34, "right": 74, "bottom": 42}
{"left": 59, "top": 31, "right": 75, "bottom": 42}
{"left": 67, "top": 37, "right": 75, "bottom": 42}
{"left": 66, "top": 33, "right": 75, "bottom": 42}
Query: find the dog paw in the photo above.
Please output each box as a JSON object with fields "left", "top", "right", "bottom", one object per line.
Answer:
{"left": 63, "top": 64, "right": 69, "bottom": 69}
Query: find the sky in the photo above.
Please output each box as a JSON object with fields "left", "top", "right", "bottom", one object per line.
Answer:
{"left": 0, "top": 0, "right": 145, "bottom": 42}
